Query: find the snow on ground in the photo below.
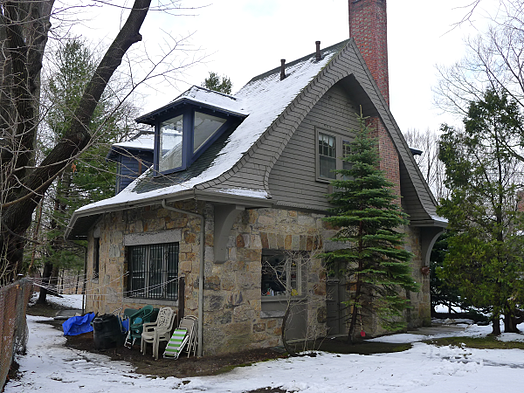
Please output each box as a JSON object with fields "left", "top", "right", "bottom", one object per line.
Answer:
{"left": 31, "top": 293, "right": 84, "bottom": 310}
{"left": 6, "top": 295, "right": 524, "bottom": 393}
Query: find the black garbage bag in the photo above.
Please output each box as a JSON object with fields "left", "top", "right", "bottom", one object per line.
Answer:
{"left": 92, "top": 314, "right": 125, "bottom": 350}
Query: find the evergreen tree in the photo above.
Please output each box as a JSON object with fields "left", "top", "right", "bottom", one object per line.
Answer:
{"left": 201, "top": 71, "right": 232, "bottom": 94}
{"left": 438, "top": 89, "right": 524, "bottom": 334}
{"left": 323, "top": 113, "right": 418, "bottom": 343}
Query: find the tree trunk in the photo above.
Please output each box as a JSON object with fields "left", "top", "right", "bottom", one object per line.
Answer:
{"left": 504, "top": 312, "right": 520, "bottom": 333}
{"left": 0, "top": 0, "right": 152, "bottom": 281}
{"left": 491, "top": 317, "right": 501, "bottom": 336}
{"left": 37, "top": 261, "right": 53, "bottom": 304}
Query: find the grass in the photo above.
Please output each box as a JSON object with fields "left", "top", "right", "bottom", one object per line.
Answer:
{"left": 425, "top": 336, "right": 524, "bottom": 350}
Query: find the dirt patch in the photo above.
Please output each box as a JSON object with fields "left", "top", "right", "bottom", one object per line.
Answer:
{"left": 27, "top": 299, "right": 410, "bottom": 384}
{"left": 61, "top": 328, "right": 287, "bottom": 379}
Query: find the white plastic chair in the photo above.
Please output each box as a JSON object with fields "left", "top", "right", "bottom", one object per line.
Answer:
{"left": 140, "top": 307, "right": 176, "bottom": 360}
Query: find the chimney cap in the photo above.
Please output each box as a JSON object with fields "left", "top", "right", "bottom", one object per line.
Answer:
{"left": 280, "top": 59, "right": 286, "bottom": 81}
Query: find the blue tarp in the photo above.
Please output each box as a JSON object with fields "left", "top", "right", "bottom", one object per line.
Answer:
{"left": 62, "top": 312, "right": 96, "bottom": 336}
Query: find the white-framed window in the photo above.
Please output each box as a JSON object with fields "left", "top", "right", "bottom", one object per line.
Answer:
{"left": 317, "top": 128, "right": 353, "bottom": 181}
{"left": 126, "top": 243, "right": 179, "bottom": 301}
{"left": 261, "top": 250, "right": 306, "bottom": 298}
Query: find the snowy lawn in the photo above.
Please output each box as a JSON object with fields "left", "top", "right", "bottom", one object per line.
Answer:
{"left": 5, "top": 295, "right": 524, "bottom": 392}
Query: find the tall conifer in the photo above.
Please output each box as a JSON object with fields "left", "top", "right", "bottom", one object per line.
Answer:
{"left": 323, "top": 113, "right": 418, "bottom": 343}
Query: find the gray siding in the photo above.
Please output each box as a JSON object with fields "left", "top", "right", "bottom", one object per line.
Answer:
{"left": 268, "top": 83, "right": 360, "bottom": 211}
{"left": 204, "top": 39, "right": 443, "bottom": 226}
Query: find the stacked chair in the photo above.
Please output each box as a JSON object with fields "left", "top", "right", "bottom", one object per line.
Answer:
{"left": 123, "top": 305, "right": 155, "bottom": 349}
{"left": 163, "top": 315, "right": 198, "bottom": 359}
{"left": 140, "top": 307, "right": 176, "bottom": 360}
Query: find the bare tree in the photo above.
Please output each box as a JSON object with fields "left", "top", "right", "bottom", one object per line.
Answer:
{"left": 403, "top": 129, "right": 449, "bottom": 200}
{"left": 435, "top": 1, "right": 524, "bottom": 117}
{"left": 0, "top": 1, "right": 197, "bottom": 283}
{"left": 262, "top": 249, "right": 327, "bottom": 355}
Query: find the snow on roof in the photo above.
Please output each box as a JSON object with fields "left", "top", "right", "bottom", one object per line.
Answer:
{"left": 172, "top": 86, "right": 248, "bottom": 116}
{"left": 136, "top": 86, "right": 248, "bottom": 125}
{"left": 75, "top": 46, "right": 338, "bottom": 214}
{"left": 112, "top": 132, "right": 155, "bottom": 150}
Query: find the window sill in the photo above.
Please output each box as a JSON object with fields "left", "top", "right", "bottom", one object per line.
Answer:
{"left": 261, "top": 295, "right": 306, "bottom": 303}
{"left": 261, "top": 310, "right": 286, "bottom": 319}
{"left": 124, "top": 297, "right": 178, "bottom": 307}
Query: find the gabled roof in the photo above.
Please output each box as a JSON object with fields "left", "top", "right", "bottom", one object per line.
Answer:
{"left": 66, "top": 39, "right": 445, "bottom": 240}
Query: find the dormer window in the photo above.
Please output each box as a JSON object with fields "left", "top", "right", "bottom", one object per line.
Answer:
{"left": 157, "top": 110, "right": 230, "bottom": 174}
{"left": 160, "top": 115, "right": 183, "bottom": 172}
{"left": 135, "top": 86, "right": 248, "bottom": 175}
{"left": 194, "top": 112, "right": 227, "bottom": 152}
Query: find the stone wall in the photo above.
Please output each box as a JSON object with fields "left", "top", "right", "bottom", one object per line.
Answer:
{"left": 403, "top": 225, "right": 432, "bottom": 328}
{"left": 203, "top": 208, "right": 332, "bottom": 355}
{"left": 84, "top": 202, "right": 206, "bottom": 315}
{"left": 84, "top": 201, "right": 430, "bottom": 356}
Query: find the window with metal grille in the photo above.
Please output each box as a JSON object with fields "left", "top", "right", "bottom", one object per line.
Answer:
{"left": 127, "top": 243, "right": 179, "bottom": 300}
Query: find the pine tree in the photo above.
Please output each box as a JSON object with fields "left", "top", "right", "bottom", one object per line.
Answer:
{"left": 201, "top": 72, "right": 232, "bottom": 94}
{"left": 437, "top": 89, "right": 524, "bottom": 334}
{"left": 323, "top": 113, "right": 418, "bottom": 343}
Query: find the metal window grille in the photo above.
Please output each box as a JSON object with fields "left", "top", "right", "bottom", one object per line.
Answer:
{"left": 127, "top": 242, "right": 179, "bottom": 300}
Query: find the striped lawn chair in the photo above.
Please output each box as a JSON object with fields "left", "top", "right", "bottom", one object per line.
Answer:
{"left": 164, "top": 315, "right": 197, "bottom": 359}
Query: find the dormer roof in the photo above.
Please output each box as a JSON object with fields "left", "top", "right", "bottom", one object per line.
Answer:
{"left": 135, "top": 86, "right": 249, "bottom": 126}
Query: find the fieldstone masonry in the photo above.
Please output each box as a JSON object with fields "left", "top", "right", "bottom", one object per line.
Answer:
{"left": 85, "top": 202, "right": 429, "bottom": 356}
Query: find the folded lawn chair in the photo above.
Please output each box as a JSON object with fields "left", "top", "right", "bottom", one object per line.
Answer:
{"left": 163, "top": 315, "right": 197, "bottom": 359}
{"left": 140, "top": 307, "right": 176, "bottom": 360}
{"left": 123, "top": 305, "right": 154, "bottom": 349}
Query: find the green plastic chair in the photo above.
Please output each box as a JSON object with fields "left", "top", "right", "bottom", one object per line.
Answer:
{"left": 123, "top": 305, "right": 154, "bottom": 348}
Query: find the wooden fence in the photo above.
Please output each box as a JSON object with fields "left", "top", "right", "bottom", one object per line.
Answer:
{"left": 0, "top": 279, "right": 32, "bottom": 390}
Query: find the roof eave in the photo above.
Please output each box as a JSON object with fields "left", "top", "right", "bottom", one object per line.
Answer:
{"left": 135, "top": 97, "right": 248, "bottom": 125}
{"left": 65, "top": 188, "right": 273, "bottom": 240}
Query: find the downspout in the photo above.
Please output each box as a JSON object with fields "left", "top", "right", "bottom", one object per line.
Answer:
{"left": 161, "top": 199, "right": 204, "bottom": 357}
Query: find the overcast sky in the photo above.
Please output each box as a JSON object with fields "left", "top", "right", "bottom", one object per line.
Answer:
{"left": 69, "top": 0, "right": 499, "bottom": 133}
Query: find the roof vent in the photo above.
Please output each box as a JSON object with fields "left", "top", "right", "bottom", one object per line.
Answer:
{"left": 280, "top": 59, "right": 286, "bottom": 80}
{"left": 316, "top": 41, "right": 321, "bottom": 61}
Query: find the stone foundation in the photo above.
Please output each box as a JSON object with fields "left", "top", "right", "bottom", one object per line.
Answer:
{"left": 84, "top": 202, "right": 428, "bottom": 355}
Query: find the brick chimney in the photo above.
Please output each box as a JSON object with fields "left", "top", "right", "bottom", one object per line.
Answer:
{"left": 349, "top": 0, "right": 389, "bottom": 106}
{"left": 349, "top": 0, "right": 399, "bottom": 198}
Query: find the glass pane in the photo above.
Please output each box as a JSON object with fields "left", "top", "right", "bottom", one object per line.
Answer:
{"left": 148, "top": 244, "right": 163, "bottom": 299}
{"left": 127, "top": 243, "right": 179, "bottom": 300}
{"left": 320, "top": 156, "right": 336, "bottom": 179}
{"left": 159, "top": 115, "right": 183, "bottom": 172}
{"left": 165, "top": 243, "right": 179, "bottom": 300}
{"left": 319, "top": 133, "right": 335, "bottom": 157}
{"left": 261, "top": 253, "right": 287, "bottom": 296}
{"left": 319, "top": 133, "right": 336, "bottom": 179}
{"left": 194, "top": 112, "right": 226, "bottom": 152}
{"left": 129, "top": 246, "right": 146, "bottom": 297}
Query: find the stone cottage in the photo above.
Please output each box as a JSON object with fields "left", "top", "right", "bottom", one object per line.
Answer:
{"left": 66, "top": 0, "right": 446, "bottom": 356}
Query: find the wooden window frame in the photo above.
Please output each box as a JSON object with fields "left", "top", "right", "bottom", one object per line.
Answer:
{"left": 316, "top": 128, "right": 353, "bottom": 182}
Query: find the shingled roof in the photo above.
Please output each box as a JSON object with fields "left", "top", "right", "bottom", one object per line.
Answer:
{"left": 66, "top": 39, "right": 445, "bottom": 240}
